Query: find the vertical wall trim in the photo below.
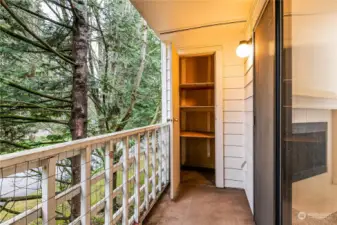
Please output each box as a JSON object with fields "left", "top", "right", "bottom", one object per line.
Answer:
{"left": 253, "top": 32, "right": 257, "bottom": 219}
{"left": 161, "top": 42, "right": 168, "bottom": 123}
{"left": 215, "top": 50, "right": 224, "bottom": 188}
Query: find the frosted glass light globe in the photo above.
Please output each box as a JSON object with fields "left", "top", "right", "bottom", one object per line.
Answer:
{"left": 236, "top": 41, "right": 251, "bottom": 58}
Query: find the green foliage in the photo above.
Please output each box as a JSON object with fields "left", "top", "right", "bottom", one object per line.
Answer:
{"left": 0, "top": 0, "right": 161, "bottom": 154}
{"left": 0, "top": 0, "right": 161, "bottom": 221}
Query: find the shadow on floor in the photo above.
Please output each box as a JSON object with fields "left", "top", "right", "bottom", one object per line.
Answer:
{"left": 143, "top": 170, "right": 255, "bottom": 225}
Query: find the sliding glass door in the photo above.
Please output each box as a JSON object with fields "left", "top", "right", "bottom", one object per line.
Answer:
{"left": 283, "top": 0, "right": 337, "bottom": 224}
{"left": 254, "top": 1, "right": 276, "bottom": 225}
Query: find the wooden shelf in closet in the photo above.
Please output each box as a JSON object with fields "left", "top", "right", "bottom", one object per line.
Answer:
{"left": 180, "top": 131, "right": 215, "bottom": 139}
{"left": 180, "top": 106, "right": 214, "bottom": 112}
{"left": 180, "top": 82, "right": 214, "bottom": 90}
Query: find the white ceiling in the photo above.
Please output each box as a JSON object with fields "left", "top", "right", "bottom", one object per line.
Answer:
{"left": 131, "top": 0, "right": 254, "bottom": 34}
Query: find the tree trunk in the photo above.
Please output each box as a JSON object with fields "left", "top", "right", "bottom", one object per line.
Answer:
{"left": 69, "top": 0, "right": 89, "bottom": 221}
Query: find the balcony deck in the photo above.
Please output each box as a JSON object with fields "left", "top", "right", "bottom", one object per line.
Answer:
{"left": 144, "top": 170, "right": 255, "bottom": 225}
{"left": 0, "top": 124, "right": 170, "bottom": 225}
{"left": 0, "top": 124, "right": 254, "bottom": 225}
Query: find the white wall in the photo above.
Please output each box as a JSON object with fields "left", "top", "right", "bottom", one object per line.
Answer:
{"left": 161, "top": 23, "right": 247, "bottom": 189}
{"left": 240, "top": 0, "right": 268, "bottom": 213}
{"left": 223, "top": 51, "right": 246, "bottom": 189}
{"left": 285, "top": 0, "right": 337, "bottom": 99}
{"left": 243, "top": 53, "right": 254, "bottom": 212}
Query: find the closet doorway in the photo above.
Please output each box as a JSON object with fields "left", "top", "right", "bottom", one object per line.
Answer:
{"left": 179, "top": 54, "right": 216, "bottom": 186}
{"left": 170, "top": 46, "right": 223, "bottom": 200}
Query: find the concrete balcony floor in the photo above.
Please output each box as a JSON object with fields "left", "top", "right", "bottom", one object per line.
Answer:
{"left": 144, "top": 170, "right": 255, "bottom": 225}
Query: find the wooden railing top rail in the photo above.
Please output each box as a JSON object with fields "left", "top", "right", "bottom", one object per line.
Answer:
{"left": 0, "top": 123, "right": 169, "bottom": 169}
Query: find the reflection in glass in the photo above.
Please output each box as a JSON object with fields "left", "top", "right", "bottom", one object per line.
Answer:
{"left": 283, "top": 1, "right": 337, "bottom": 224}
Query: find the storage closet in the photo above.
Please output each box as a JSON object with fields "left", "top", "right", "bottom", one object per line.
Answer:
{"left": 179, "top": 54, "right": 215, "bottom": 169}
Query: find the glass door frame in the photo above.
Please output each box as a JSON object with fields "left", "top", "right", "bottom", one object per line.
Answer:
{"left": 275, "top": 0, "right": 292, "bottom": 224}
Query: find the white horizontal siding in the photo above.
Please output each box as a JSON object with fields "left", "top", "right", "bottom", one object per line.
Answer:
{"left": 224, "top": 65, "right": 244, "bottom": 78}
{"left": 223, "top": 63, "right": 245, "bottom": 189}
{"left": 245, "top": 82, "right": 253, "bottom": 99}
{"left": 245, "top": 111, "right": 253, "bottom": 126}
{"left": 244, "top": 55, "right": 254, "bottom": 213}
{"left": 225, "top": 157, "right": 245, "bottom": 169}
{"left": 223, "top": 89, "right": 244, "bottom": 100}
{"left": 225, "top": 146, "right": 244, "bottom": 158}
{"left": 224, "top": 134, "right": 244, "bottom": 146}
{"left": 245, "top": 52, "right": 253, "bottom": 72}
{"left": 244, "top": 125, "right": 253, "bottom": 153}
{"left": 245, "top": 68, "right": 253, "bottom": 86}
{"left": 224, "top": 100, "right": 244, "bottom": 111}
{"left": 245, "top": 97, "right": 253, "bottom": 112}
{"left": 224, "top": 112, "right": 245, "bottom": 123}
{"left": 224, "top": 179, "right": 244, "bottom": 189}
{"left": 225, "top": 168, "right": 244, "bottom": 180}
{"left": 223, "top": 77, "right": 244, "bottom": 89}
{"left": 224, "top": 123, "right": 244, "bottom": 135}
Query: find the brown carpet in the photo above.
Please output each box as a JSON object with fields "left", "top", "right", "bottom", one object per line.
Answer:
{"left": 143, "top": 170, "right": 254, "bottom": 225}
{"left": 292, "top": 209, "right": 337, "bottom": 225}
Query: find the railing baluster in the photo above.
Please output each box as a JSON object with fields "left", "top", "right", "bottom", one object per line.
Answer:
{"left": 123, "top": 137, "right": 129, "bottom": 225}
{"left": 152, "top": 130, "right": 156, "bottom": 200}
{"left": 162, "top": 127, "right": 166, "bottom": 185}
{"left": 166, "top": 126, "right": 170, "bottom": 183}
{"left": 105, "top": 140, "right": 114, "bottom": 225}
{"left": 135, "top": 134, "right": 141, "bottom": 223}
{"left": 158, "top": 128, "right": 162, "bottom": 192}
{"left": 42, "top": 157, "right": 57, "bottom": 225}
{"left": 145, "top": 131, "right": 150, "bottom": 210}
{"left": 81, "top": 146, "right": 91, "bottom": 225}
{"left": 0, "top": 124, "right": 170, "bottom": 225}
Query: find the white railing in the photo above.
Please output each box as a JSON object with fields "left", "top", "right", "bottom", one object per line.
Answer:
{"left": 0, "top": 123, "right": 170, "bottom": 225}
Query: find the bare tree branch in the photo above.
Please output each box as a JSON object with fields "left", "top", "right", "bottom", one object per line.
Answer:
{"left": 47, "top": 0, "right": 72, "bottom": 11}
{"left": 43, "top": 0, "right": 63, "bottom": 21}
